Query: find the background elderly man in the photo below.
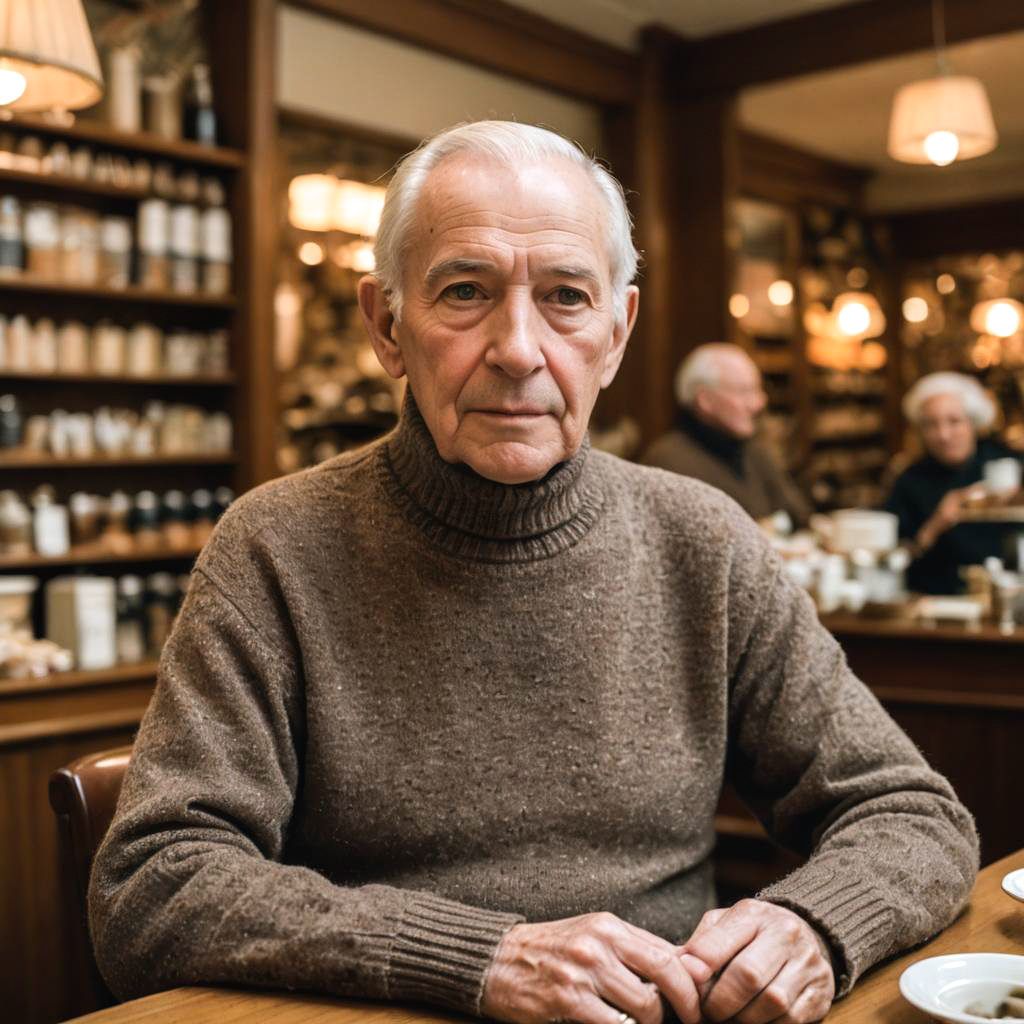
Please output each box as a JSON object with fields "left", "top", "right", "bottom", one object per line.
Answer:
{"left": 884, "top": 371, "right": 1023, "bottom": 594}
{"left": 643, "top": 343, "right": 812, "bottom": 528}
{"left": 90, "top": 122, "right": 976, "bottom": 1024}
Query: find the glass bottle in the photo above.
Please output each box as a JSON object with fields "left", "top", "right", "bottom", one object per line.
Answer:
{"left": 0, "top": 195, "right": 23, "bottom": 277}
{"left": 116, "top": 574, "right": 147, "bottom": 664}
{"left": 183, "top": 63, "right": 217, "bottom": 145}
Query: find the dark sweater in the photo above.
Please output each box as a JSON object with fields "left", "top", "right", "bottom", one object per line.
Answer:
{"left": 89, "top": 401, "right": 977, "bottom": 1013}
{"left": 642, "top": 411, "right": 812, "bottom": 528}
{"left": 884, "top": 438, "right": 1023, "bottom": 594}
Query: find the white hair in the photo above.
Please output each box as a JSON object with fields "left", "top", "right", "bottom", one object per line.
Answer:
{"left": 372, "top": 120, "right": 638, "bottom": 326}
{"left": 902, "top": 372, "right": 996, "bottom": 430}
{"left": 675, "top": 343, "right": 755, "bottom": 406}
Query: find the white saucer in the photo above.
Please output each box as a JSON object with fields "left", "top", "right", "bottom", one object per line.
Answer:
{"left": 1003, "top": 868, "right": 1024, "bottom": 904}
{"left": 899, "top": 953, "right": 1024, "bottom": 1023}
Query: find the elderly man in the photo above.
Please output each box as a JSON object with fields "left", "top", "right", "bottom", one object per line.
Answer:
{"left": 90, "top": 122, "right": 976, "bottom": 1024}
{"left": 643, "top": 343, "right": 812, "bottom": 528}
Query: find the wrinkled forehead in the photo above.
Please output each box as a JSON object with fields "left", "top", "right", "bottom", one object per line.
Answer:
{"left": 409, "top": 153, "right": 612, "bottom": 271}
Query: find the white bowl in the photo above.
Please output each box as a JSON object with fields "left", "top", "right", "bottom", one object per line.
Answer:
{"left": 1004, "top": 868, "right": 1024, "bottom": 904}
{"left": 899, "top": 953, "right": 1024, "bottom": 1023}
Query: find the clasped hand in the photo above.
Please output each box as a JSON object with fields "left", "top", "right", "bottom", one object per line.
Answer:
{"left": 482, "top": 900, "right": 834, "bottom": 1024}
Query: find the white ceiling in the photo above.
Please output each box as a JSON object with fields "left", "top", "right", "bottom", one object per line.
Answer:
{"left": 503, "top": 0, "right": 1024, "bottom": 212}
{"left": 504, "top": 0, "right": 854, "bottom": 49}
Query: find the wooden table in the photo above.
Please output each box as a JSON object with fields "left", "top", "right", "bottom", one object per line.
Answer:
{"left": 64, "top": 850, "right": 1024, "bottom": 1024}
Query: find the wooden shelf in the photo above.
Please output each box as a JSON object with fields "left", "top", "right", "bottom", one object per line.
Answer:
{"left": 2, "top": 115, "right": 246, "bottom": 169}
{"left": 0, "top": 543, "right": 201, "bottom": 571}
{"left": 0, "top": 452, "right": 235, "bottom": 469}
{"left": 0, "top": 166, "right": 147, "bottom": 202}
{"left": 0, "top": 660, "right": 159, "bottom": 698}
{"left": 0, "top": 277, "right": 235, "bottom": 307}
{"left": 0, "top": 370, "right": 235, "bottom": 386}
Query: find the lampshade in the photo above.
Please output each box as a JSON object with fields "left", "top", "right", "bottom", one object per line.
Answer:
{"left": 0, "top": 0, "right": 103, "bottom": 111}
{"left": 332, "top": 180, "right": 385, "bottom": 238}
{"left": 888, "top": 74, "right": 997, "bottom": 165}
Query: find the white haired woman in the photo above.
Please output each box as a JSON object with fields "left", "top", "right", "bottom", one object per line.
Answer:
{"left": 883, "top": 372, "right": 1022, "bottom": 593}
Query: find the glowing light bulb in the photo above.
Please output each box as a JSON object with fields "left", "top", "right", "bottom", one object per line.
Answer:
{"left": 923, "top": 130, "right": 959, "bottom": 166}
{"left": 0, "top": 69, "right": 26, "bottom": 106}
{"left": 837, "top": 301, "right": 870, "bottom": 336}
{"left": 298, "top": 241, "right": 324, "bottom": 266}
{"left": 936, "top": 273, "right": 956, "bottom": 294}
{"left": 902, "top": 297, "right": 929, "bottom": 323}
{"left": 767, "top": 280, "right": 794, "bottom": 306}
{"left": 728, "top": 293, "right": 749, "bottom": 318}
{"left": 985, "top": 300, "right": 1021, "bottom": 338}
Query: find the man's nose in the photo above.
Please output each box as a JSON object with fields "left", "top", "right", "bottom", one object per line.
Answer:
{"left": 484, "top": 292, "right": 546, "bottom": 377}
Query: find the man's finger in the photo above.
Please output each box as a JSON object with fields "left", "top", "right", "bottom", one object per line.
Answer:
{"left": 614, "top": 933, "right": 704, "bottom": 1024}
{"left": 680, "top": 902, "right": 763, "bottom": 974}
{"left": 701, "top": 937, "right": 789, "bottom": 1022}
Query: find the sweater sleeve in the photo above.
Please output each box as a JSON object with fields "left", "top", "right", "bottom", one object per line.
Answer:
{"left": 721, "top": 524, "right": 978, "bottom": 996}
{"left": 88, "top": 557, "right": 522, "bottom": 1010}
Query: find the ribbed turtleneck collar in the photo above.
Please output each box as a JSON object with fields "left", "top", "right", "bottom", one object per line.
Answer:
{"left": 380, "top": 393, "right": 604, "bottom": 562}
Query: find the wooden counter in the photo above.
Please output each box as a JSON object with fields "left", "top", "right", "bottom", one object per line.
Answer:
{"left": 821, "top": 612, "right": 1024, "bottom": 865}
{"left": 57, "top": 849, "right": 1024, "bottom": 1024}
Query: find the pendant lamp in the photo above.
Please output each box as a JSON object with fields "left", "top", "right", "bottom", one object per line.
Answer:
{"left": 0, "top": 0, "right": 103, "bottom": 112}
{"left": 887, "top": 0, "right": 996, "bottom": 166}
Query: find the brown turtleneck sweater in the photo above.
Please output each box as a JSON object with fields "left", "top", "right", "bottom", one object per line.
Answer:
{"left": 89, "top": 400, "right": 977, "bottom": 1012}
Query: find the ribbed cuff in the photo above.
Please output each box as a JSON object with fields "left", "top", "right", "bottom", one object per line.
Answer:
{"left": 387, "top": 894, "right": 524, "bottom": 1015}
{"left": 758, "top": 862, "right": 894, "bottom": 997}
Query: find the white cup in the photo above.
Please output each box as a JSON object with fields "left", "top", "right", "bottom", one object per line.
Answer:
{"left": 983, "top": 458, "right": 1021, "bottom": 496}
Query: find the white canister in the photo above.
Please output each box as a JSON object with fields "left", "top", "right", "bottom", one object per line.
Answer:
{"left": 45, "top": 575, "right": 117, "bottom": 670}
{"left": 31, "top": 318, "right": 58, "bottom": 372}
{"left": 105, "top": 46, "right": 142, "bottom": 133}
{"left": 983, "top": 458, "right": 1022, "bottom": 496}
{"left": 91, "top": 322, "right": 127, "bottom": 375}
{"left": 125, "top": 322, "right": 163, "bottom": 378}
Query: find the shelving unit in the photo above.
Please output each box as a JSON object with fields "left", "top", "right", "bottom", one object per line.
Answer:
{"left": 0, "top": 7, "right": 278, "bottom": 1024}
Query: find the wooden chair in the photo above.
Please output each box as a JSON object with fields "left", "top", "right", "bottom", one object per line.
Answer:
{"left": 48, "top": 746, "right": 133, "bottom": 1015}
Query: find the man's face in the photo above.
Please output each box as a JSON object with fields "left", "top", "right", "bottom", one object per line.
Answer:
{"left": 360, "top": 155, "right": 637, "bottom": 484}
{"left": 694, "top": 354, "right": 766, "bottom": 440}
{"left": 919, "top": 392, "right": 976, "bottom": 466}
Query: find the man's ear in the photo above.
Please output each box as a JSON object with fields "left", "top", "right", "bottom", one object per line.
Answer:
{"left": 600, "top": 285, "right": 639, "bottom": 389}
{"left": 357, "top": 275, "right": 405, "bottom": 379}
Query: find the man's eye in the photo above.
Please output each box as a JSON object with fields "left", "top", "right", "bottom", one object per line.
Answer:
{"left": 446, "top": 283, "right": 480, "bottom": 301}
{"left": 554, "top": 287, "right": 584, "bottom": 306}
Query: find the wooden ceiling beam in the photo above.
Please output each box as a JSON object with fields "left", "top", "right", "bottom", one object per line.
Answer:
{"left": 286, "top": 0, "right": 637, "bottom": 105}
{"left": 672, "top": 0, "right": 1024, "bottom": 96}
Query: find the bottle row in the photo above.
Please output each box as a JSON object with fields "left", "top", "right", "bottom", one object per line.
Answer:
{"left": 0, "top": 133, "right": 226, "bottom": 200}
{"left": 0, "top": 316, "right": 229, "bottom": 378}
{"left": 0, "top": 485, "right": 234, "bottom": 560}
{"left": 0, "top": 397, "right": 233, "bottom": 459}
{"left": 0, "top": 570, "right": 192, "bottom": 679}
{"left": 0, "top": 194, "right": 232, "bottom": 294}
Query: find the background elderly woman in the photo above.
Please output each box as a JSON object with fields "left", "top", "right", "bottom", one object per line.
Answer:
{"left": 884, "top": 371, "right": 1023, "bottom": 594}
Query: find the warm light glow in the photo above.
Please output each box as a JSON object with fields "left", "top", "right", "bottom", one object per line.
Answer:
{"left": 984, "top": 300, "right": 1021, "bottom": 338}
{"left": 923, "top": 130, "right": 959, "bottom": 167}
{"left": 729, "top": 293, "right": 750, "bottom": 318}
{"left": 298, "top": 241, "right": 324, "bottom": 266}
{"left": 860, "top": 341, "right": 888, "bottom": 370}
{"left": 936, "top": 273, "right": 956, "bottom": 294}
{"left": 333, "top": 180, "right": 386, "bottom": 238}
{"left": 970, "top": 298, "right": 1024, "bottom": 338}
{"left": 767, "top": 280, "right": 794, "bottom": 306}
{"left": 289, "top": 174, "right": 336, "bottom": 232}
{"left": 846, "top": 267, "right": 869, "bottom": 289}
{"left": 902, "top": 297, "right": 929, "bottom": 323}
{"left": 333, "top": 240, "right": 376, "bottom": 273}
{"left": 837, "top": 301, "right": 871, "bottom": 336}
{"left": 0, "top": 69, "right": 27, "bottom": 105}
